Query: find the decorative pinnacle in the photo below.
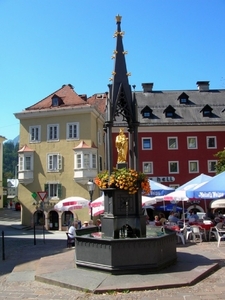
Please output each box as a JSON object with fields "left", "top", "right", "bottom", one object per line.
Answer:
{"left": 116, "top": 14, "right": 122, "bottom": 23}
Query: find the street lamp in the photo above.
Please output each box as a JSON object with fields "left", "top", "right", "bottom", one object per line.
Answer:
{"left": 87, "top": 180, "right": 95, "bottom": 219}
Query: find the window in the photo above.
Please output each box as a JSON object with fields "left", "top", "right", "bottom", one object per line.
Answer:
{"left": 47, "top": 124, "right": 59, "bottom": 141}
{"left": 187, "top": 137, "right": 197, "bottom": 149}
{"left": 142, "top": 138, "right": 152, "bottom": 150}
{"left": 75, "top": 152, "right": 97, "bottom": 169}
{"left": 18, "top": 155, "right": 32, "bottom": 171}
{"left": 168, "top": 161, "right": 179, "bottom": 174}
{"left": 168, "top": 137, "right": 178, "bottom": 149}
{"left": 143, "top": 162, "right": 153, "bottom": 174}
{"left": 98, "top": 129, "right": 102, "bottom": 144}
{"left": 45, "top": 183, "right": 62, "bottom": 199}
{"left": 141, "top": 106, "right": 152, "bottom": 118}
{"left": 47, "top": 154, "right": 62, "bottom": 172}
{"left": 29, "top": 125, "right": 41, "bottom": 143}
{"left": 207, "top": 136, "right": 217, "bottom": 149}
{"left": 188, "top": 161, "right": 199, "bottom": 173}
{"left": 99, "top": 156, "right": 103, "bottom": 171}
{"left": 66, "top": 122, "right": 79, "bottom": 140}
{"left": 208, "top": 160, "right": 217, "bottom": 173}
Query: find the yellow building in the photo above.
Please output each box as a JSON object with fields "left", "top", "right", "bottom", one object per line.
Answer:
{"left": 14, "top": 84, "right": 106, "bottom": 230}
{"left": 0, "top": 135, "right": 6, "bottom": 208}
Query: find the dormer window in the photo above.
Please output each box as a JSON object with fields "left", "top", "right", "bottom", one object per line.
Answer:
{"left": 163, "top": 105, "right": 176, "bottom": 118}
{"left": 200, "top": 104, "right": 213, "bottom": 117}
{"left": 177, "top": 92, "right": 189, "bottom": 104}
{"left": 141, "top": 106, "right": 153, "bottom": 118}
{"left": 51, "top": 95, "right": 63, "bottom": 107}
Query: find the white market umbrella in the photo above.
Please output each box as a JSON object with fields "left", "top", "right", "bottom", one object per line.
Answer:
{"left": 92, "top": 205, "right": 104, "bottom": 217}
{"left": 54, "top": 196, "right": 89, "bottom": 212}
{"left": 142, "top": 196, "right": 157, "bottom": 208}
{"left": 90, "top": 195, "right": 104, "bottom": 208}
{"left": 90, "top": 195, "right": 157, "bottom": 212}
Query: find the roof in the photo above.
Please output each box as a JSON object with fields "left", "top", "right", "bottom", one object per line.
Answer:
{"left": 135, "top": 88, "right": 225, "bottom": 126}
{"left": 73, "top": 141, "right": 97, "bottom": 149}
{"left": 18, "top": 144, "right": 34, "bottom": 152}
{"left": 25, "top": 84, "right": 88, "bottom": 110}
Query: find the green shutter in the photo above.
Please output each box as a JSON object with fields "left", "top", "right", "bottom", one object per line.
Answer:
{"left": 58, "top": 184, "right": 62, "bottom": 198}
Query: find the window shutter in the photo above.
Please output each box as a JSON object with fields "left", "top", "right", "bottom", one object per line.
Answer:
{"left": 58, "top": 184, "right": 62, "bottom": 198}
{"left": 44, "top": 184, "right": 49, "bottom": 197}
{"left": 58, "top": 154, "right": 62, "bottom": 170}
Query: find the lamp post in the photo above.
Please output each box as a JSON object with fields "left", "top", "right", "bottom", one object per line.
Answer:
{"left": 87, "top": 180, "right": 95, "bottom": 220}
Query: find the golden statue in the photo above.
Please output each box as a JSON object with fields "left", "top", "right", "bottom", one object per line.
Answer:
{"left": 115, "top": 128, "right": 128, "bottom": 163}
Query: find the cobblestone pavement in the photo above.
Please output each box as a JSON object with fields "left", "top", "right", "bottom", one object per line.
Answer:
{"left": 1, "top": 208, "right": 225, "bottom": 299}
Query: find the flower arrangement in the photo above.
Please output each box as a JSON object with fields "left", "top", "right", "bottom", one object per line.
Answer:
{"left": 94, "top": 168, "right": 151, "bottom": 195}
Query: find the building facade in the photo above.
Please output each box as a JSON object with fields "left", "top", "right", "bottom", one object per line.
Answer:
{"left": 15, "top": 84, "right": 106, "bottom": 229}
{"left": 111, "top": 81, "right": 225, "bottom": 214}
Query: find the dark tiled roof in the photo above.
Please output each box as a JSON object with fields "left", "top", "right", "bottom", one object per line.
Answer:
{"left": 135, "top": 89, "right": 225, "bottom": 126}
{"left": 25, "top": 84, "right": 88, "bottom": 110}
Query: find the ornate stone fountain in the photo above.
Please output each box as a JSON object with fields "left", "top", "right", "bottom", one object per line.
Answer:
{"left": 75, "top": 15, "right": 177, "bottom": 274}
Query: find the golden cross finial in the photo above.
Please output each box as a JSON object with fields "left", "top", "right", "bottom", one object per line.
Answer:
{"left": 116, "top": 14, "right": 122, "bottom": 23}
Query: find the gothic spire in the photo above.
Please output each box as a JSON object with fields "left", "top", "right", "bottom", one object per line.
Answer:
{"left": 110, "top": 15, "right": 134, "bottom": 127}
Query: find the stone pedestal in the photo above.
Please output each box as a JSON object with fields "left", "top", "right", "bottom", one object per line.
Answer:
{"left": 101, "top": 188, "right": 146, "bottom": 238}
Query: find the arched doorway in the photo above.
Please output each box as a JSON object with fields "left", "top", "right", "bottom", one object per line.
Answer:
{"left": 33, "top": 210, "right": 45, "bottom": 227}
{"left": 49, "top": 211, "right": 59, "bottom": 230}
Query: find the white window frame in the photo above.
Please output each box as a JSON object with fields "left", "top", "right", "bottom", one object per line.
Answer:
{"left": 187, "top": 136, "right": 197, "bottom": 149}
{"left": 47, "top": 153, "right": 62, "bottom": 172}
{"left": 47, "top": 124, "right": 59, "bottom": 141}
{"left": 46, "top": 183, "right": 61, "bottom": 198}
{"left": 75, "top": 152, "right": 97, "bottom": 169}
{"left": 66, "top": 122, "right": 79, "bottom": 140}
{"left": 188, "top": 161, "right": 199, "bottom": 173}
{"left": 143, "top": 162, "right": 153, "bottom": 174}
{"left": 208, "top": 160, "right": 217, "bottom": 173}
{"left": 168, "top": 137, "right": 178, "bottom": 150}
{"left": 142, "top": 137, "right": 152, "bottom": 150}
{"left": 168, "top": 161, "right": 179, "bottom": 174}
{"left": 18, "top": 154, "right": 33, "bottom": 171}
{"left": 29, "top": 125, "right": 41, "bottom": 143}
{"left": 206, "top": 136, "right": 217, "bottom": 149}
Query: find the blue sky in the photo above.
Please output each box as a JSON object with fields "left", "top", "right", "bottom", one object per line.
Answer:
{"left": 1, "top": 0, "right": 225, "bottom": 140}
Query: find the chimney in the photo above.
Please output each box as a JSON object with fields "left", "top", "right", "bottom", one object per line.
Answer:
{"left": 142, "top": 83, "right": 154, "bottom": 92}
{"left": 196, "top": 81, "right": 210, "bottom": 91}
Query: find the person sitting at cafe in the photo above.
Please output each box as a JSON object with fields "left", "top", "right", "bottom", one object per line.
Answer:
{"left": 159, "top": 213, "right": 167, "bottom": 225}
{"left": 81, "top": 220, "right": 89, "bottom": 228}
{"left": 168, "top": 211, "right": 179, "bottom": 224}
{"left": 205, "top": 208, "right": 215, "bottom": 221}
{"left": 154, "top": 215, "right": 161, "bottom": 226}
{"left": 68, "top": 221, "right": 78, "bottom": 239}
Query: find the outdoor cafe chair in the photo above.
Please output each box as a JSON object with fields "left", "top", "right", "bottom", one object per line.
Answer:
{"left": 190, "top": 225, "right": 205, "bottom": 243}
{"left": 209, "top": 222, "right": 223, "bottom": 241}
{"left": 66, "top": 232, "right": 75, "bottom": 248}
{"left": 215, "top": 226, "right": 225, "bottom": 247}
{"left": 176, "top": 225, "right": 187, "bottom": 245}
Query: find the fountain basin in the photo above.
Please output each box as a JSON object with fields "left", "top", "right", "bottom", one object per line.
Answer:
{"left": 75, "top": 230, "right": 177, "bottom": 274}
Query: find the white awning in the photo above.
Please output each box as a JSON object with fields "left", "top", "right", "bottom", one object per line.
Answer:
{"left": 211, "top": 199, "right": 225, "bottom": 208}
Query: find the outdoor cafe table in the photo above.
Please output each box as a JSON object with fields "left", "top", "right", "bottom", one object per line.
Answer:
{"left": 189, "top": 221, "right": 214, "bottom": 241}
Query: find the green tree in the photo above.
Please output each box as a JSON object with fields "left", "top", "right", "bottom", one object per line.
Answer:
{"left": 3, "top": 142, "right": 19, "bottom": 182}
{"left": 214, "top": 148, "right": 225, "bottom": 174}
